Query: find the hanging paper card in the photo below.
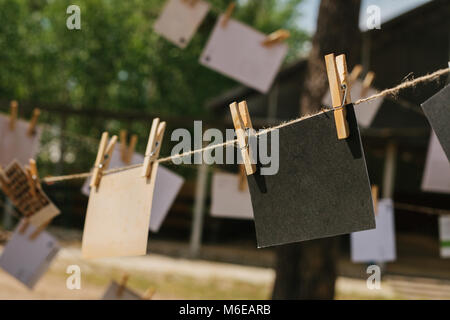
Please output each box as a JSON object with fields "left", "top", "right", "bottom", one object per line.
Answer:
{"left": 149, "top": 165, "right": 184, "bottom": 232}
{"left": 322, "top": 80, "right": 383, "bottom": 128}
{"left": 439, "top": 215, "right": 450, "bottom": 258}
{"left": 0, "top": 114, "right": 42, "bottom": 167}
{"left": 0, "top": 221, "right": 60, "bottom": 289}
{"left": 210, "top": 172, "right": 253, "bottom": 220}
{"left": 351, "top": 198, "right": 396, "bottom": 263}
{"left": 154, "top": 0, "right": 210, "bottom": 48}
{"left": 200, "top": 15, "right": 288, "bottom": 93}
{"left": 421, "top": 84, "right": 450, "bottom": 160}
{"left": 247, "top": 104, "right": 375, "bottom": 248}
{"left": 81, "top": 164, "right": 159, "bottom": 259}
{"left": 1, "top": 161, "right": 60, "bottom": 227}
{"left": 421, "top": 132, "right": 450, "bottom": 194}
{"left": 102, "top": 281, "right": 143, "bottom": 300}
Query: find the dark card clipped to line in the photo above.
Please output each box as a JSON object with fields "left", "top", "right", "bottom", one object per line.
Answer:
{"left": 247, "top": 104, "right": 375, "bottom": 248}
{"left": 421, "top": 84, "right": 450, "bottom": 161}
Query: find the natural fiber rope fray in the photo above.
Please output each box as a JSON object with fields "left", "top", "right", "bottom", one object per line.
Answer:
{"left": 42, "top": 67, "right": 450, "bottom": 184}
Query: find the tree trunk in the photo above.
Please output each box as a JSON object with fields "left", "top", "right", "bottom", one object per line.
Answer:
{"left": 272, "top": 0, "right": 361, "bottom": 300}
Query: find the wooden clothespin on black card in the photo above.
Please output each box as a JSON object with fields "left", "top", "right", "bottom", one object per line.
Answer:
{"left": 325, "top": 53, "right": 352, "bottom": 140}
{"left": 221, "top": 2, "right": 235, "bottom": 27}
{"left": 142, "top": 118, "right": 166, "bottom": 179}
{"left": 262, "top": 29, "right": 290, "bottom": 47}
{"left": 120, "top": 130, "right": 138, "bottom": 165}
{"left": 230, "top": 101, "right": 256, "bottom": 175}
{"left": 90, "top": 132, "right": 118, "bottom": 190}
{"left": 371, "top": 185, "right": 379, "bottom": 215}
{"left": 9, "top": 100, "right": 18, "bottom": 131}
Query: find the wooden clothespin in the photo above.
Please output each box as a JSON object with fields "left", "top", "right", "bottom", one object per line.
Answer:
{"left": 230, "top": 101, "right": 256, "bottom": 175}
{"left": 120, "top": 130, "right": 138, "bottom": 165}
{"left": 371, "top": 185, "right": 379, "bottom": 215}
{"left": 9, "top": 100, "right": 18, "bottom": 131}
{"left": 116, "top": 273, "right": 129, "bottom": 298}
{"left": 142, "top": 287, "right": 156, "bottom": 300}
{"left": 262, "top": 29, "right": 290, "bottom": 47}
{"left": 361, "top": 71, "right": 375, "bottom": 97}
{"left": 142, "top": 118, "right": 166, "bottom": 178}
{"left": 25, "top": 159, "right": 40, "bottom": 198}
{"left": 29, "top": 218, "right": 53, "bottom": 240}
{"left": 0, "top": 165, "right": 11, "bottom": 196}
{"left": 238, "top": 164, "right": 247, "bottom": 191}
{"left": 325, "top": 53, "right": 351, "bottom": 140}
{"left": 221, "top": 2, "right": 235, "bottom": 27}
{"left": 27, "top": 108, "right": 41, "bottom": 136}
{"left": 90, "top": 132, "right": 118, "bottom": 189}
{"left": 349, "top": 65, "right": 363, "bottom": 84}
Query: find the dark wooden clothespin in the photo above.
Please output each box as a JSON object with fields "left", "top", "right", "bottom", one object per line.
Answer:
{"left": 221, "top": 2, "right": 235, "bottom": 27}
{"left": 230, "top": 101, "right": 256, "bottom": 175}
{"left": 142, "top": 118, "right": 166, "bottom": 178}
{"left": 325, "top": 53, "right": 351, "bottom": 140}
{"left": 90, "top": 132, "right": 118, "bottom": 189}
{"left": 9, "top": 100, "right": 18, "bottom": 131}
{"left": 120, "top": 130, "right": 138, "bottom": 165}
{"left": 262, "top": 29, "right": 290, "bottom": 47}
{"left": 238, "top": 164, "right": 247, "bottom": 191}
{"left": 116, "top": 273, "right": 129, "bottom": 298}
{"left": 27, "top": 109, "right": 41, "bottom": 136}
{"left": 371, "top": 185, "right": 379, "bottom": 215}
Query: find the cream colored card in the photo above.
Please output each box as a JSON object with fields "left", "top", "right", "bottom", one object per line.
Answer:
{"left": 2, "top": 161, "right": 60, "bottom": 227}
{"left": 154, "top": 0, "right": 210, "bottom": 48}
{"left": 322, "top": 80, "right": 383, "bottom": 128}
{"left": 102, "top": 281, "right": 142, "bottom": 300}
{"left": 351, "top": 198, "right": 396, "bottom": 263}
{"left": 0, "top": 222, "right": 60, "bottom": 289}
{"left": 0, "top": 114, "right": 42, "bottom": 167}
{"left": 81, "top": 164, "right": 158, "bottom": 259}
{"left": 439, "top": 215, "right": 450, "bottom": 258}
{"left": 210, "top": 172, "right": 253, "bottom": 220}
{"left": 200, "top": 15, "right": 288, "bottom": 93}
{"left": 421, "top": 131, "right": 450, "bottom": 194}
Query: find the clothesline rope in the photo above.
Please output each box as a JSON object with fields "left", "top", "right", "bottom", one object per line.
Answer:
{"left": 42, "top": 66, "right": 450, "bottom": 184}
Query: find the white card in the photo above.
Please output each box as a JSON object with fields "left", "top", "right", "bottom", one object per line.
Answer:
{"left": 102, "top": 281, "right": 142, "bottom": 300}
{"left": 439, "top": 215, "right": 450, "bottom": 258}
{"left": 322, "top": 79, "right": 383, "bottom": 128}
{"left": 0, "top": 114, "right": 42, "bottom": 167}
{"left": 149, "top": 165, "right": 184, "bottom": 232}
{"left": 0, "top": 222, "right": 60, "bottom": 289}
{"left": 154, "top": 0, "right": 210, "bottom": 48}
{"left": 210, "top": 172, "right": 253, "bottom": 220}
{"left": 351, "top": 198, "right": 396, "bottom": 263}
{"left": 421, "top": 131, "right": 450, "bottom": 194}
{"left": 200, "top": 15, "right": 288, "bottom": 93}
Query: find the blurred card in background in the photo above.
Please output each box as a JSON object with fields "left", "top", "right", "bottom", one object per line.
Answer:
{"left": 200, "top": 15, "right": 288, "bottom": 93}
{"left": 322, "top": 80, "right": 383, "bottom": 128}
{"left": 0, "top": 222, "right": 60, "bottom": 289}
{"left": 421, "top": 84, "right": 450, "bottom": 160}
{"left": 351, "top": 198, "right": 396, "bottom": 263}
{"left": 102, "top": 281, "right": 142, "bottom": 300}
{"left": 247, "top": 105, "right": 375, "bottom": 248}
{"left": 421, "top": 132, "right": 450, "bottom": 194}
{"left": 154, "top": 0, "right": 210, "bottom": 48}
{"left": 210, "top": 172, "right": 253, "bottom": 220}
{"left": 439, "top": 215, "right": 450, "bottom": 258}
{"left": 0, "top": 114, "right": 41, "bottom": 167}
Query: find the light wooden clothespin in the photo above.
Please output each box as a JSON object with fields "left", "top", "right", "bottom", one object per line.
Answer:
{"left": 142, "top": 287, "right": 156, "bottom": 300}
{"left": 27, "top": 108, "right": 41, "bottom": 136}
{"left": 371, "top": 185, "right": 379, "bottom": 215}
{"left": 90, "top": 132, "right": 118, "bottom": 189}
{"left": 230, "top": 101, "right": 256, "bottom": 175}
{"left": 349, "top": 65, "right": 363, "bottom": 84}
{"left": 142, "top": 118, "right": 166, "bottom": 178}
{"left": 325, "top": 53, "right": 351, "bottom": 140}
{"left": 116, "top": 273, "right": 129, "bottom": 298}
{"left": 361, "top": 71, "right": 375, "bottom": 97}
{"left": 25, "top": 159, "right": 40, "bottom": 198}
{"left": 120, "top": 130, "right": 138, "bottom": 165}
{"left": 262, "top": 29, "right": 290, "bottom": 47}
{"left": 238, "top": 164, "right": 247, "bottom": 191}
{"left": 221, "top": 2, "right": 235, "bottom": 27}
{"left": 9, "top": 100, "right": 18, "bottom": 131}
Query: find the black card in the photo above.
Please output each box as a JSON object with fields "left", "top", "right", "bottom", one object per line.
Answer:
{"left": 421, "top": 84, "right": 450, "bottom": 161}
{"left": 247, "top": 104, "right": 375, "bottom": 248}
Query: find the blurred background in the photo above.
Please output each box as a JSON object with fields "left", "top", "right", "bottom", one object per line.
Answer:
{"left": 0, "top": 0, "right": 449, "bottom": 299}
